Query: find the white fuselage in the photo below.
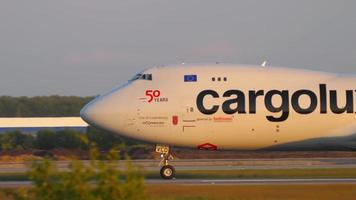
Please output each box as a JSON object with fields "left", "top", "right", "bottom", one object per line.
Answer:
{"left": 81, "top": 64, "right": 356, "bottom": 150}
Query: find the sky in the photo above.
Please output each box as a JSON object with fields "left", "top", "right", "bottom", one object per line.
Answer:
{"left": 1, "top": 0, "right": 356, "bottom": 96}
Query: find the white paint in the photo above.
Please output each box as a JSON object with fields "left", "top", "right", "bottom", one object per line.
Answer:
{"left": 0, "top": 117, "right": 88, "bottom": 128}
{"left": 80, "top": 64, "right": 356, "bottom": 150}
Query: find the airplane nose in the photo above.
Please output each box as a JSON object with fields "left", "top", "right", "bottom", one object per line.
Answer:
{"left": 80, "top": 98, "right": 102, "bottom": 127}
{"left": 80, "top": 91, "right": 128, "bottom": 132}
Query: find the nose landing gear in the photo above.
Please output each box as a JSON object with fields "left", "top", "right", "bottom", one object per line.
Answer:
{"left": 155, "top": 144, "right": 175, "bottom": 179}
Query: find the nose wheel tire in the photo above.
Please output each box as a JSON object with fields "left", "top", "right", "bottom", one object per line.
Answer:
{"left": 160, "top": 165, "right": 175, "bottom": 179}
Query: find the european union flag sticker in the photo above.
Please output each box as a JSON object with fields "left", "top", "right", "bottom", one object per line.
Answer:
{"left": 184, "top": 75, "right": 197, "bottom": 82}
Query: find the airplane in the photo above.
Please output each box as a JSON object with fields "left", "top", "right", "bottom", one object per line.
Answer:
{"left": 80, "top": 63, "right": 356, "bottom": 179}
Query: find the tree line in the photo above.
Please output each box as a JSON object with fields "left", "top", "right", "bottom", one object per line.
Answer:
{"left": 0, "top": 96, "right": 150, "bottom": 154}
{"left": 0, "top": 96, "right": 94, "bottom": 117}
{"left": 0, "top": 127, "right": 143, "bottom": 152}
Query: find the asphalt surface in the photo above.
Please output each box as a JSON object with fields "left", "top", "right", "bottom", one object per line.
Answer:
{"left": 1, "top": 178, "right": 356, "bottom": 188}
{"left": 1, "top": 158, "right": 356, "bottom": 173}
{"left": 1, "top": 158, "right": 356, "bottom": 188}
{"left": 147, "top": 178, "right": 356, "bottom": 185}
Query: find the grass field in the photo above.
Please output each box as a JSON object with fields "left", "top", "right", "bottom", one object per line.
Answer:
{"left": 147, "top": 184, "right": 356, "bottom": 200}
{"left": 1, "top": 168, "right": 356, "bottom": 181}
{"left": 1, "top": 184, "right": 356, "bottom": 200}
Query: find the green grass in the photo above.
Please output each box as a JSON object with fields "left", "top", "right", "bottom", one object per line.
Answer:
{"left": 0, "top": 173, "right": 28, "bottom": 181}
{"left": 1, "top": 168, "right": 356, "bottom": 181}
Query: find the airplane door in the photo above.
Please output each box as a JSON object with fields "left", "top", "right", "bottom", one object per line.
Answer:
{"left": 181, "top": 105, "right": 197, "bottom": 133}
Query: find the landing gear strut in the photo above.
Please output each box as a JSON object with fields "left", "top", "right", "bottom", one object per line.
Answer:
{"left": 155, "top": 144, "right": 175, "bottom": 179}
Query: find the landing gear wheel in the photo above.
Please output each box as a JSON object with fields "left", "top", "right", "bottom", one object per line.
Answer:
{"left": 160, "top": 165, "right": 175, "bottom": 179}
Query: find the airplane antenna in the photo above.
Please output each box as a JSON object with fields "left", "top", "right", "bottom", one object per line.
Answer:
{"left": 261, "top": 61, "right": 267, "bottom": 67}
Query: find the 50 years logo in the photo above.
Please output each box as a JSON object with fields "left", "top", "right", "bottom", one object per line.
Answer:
{"left": 140, "top": 90, "right": 168, "bottom": 103}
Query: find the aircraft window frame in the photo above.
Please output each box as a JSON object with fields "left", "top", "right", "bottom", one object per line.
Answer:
{"left": 212, "top": 77, "right": 227, "bottom": 82}
{"left": 129, "top": 73, "right": 153, "bottom": 82}
{"left": 130, "top": 73, "right": 143, "bottom": 81}
{"left": 142, "top": 74, "right": 152, "bottom": 80}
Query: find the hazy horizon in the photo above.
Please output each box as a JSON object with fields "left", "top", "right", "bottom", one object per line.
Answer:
{"left": 1, "top": 0, "right": 356, "bottom": 96}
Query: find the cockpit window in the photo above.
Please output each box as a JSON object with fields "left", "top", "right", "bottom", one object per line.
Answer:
{"left": 141, "top": 74, "right": 152, "bottom": 80}
{"left": 130, "top": 73, "right": 142, "bottom": 81}
{"left": 129, "top": 73, "right": 152, "bottom": 81}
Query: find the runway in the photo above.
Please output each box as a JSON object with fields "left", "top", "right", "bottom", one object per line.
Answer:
{"left": 147, "top": 178, "right": 356, "bottom": 185}
{"left": 1, "top": 178, "right": 356, "bottom": 188}
{"left": 1, "top": 158, "right": 356, "bottom": 188}
{"left": 1, "top": 158, "right": 356, "bottom": 173}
